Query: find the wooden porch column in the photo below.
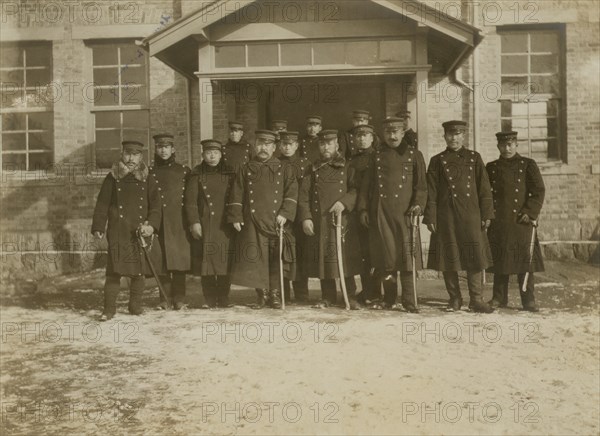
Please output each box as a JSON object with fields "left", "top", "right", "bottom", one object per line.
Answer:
{"left": 198, "top": 44, "right": 213, "bottom": 143}
{"left": 415, "top": 25, "right": 430, "bottom": 162}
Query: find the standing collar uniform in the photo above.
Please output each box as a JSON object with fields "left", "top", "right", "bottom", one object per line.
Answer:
{"left": 299, "top": 135, "right": 320, "bottom": 163}
{"left": 222, "top": 139, "right": 252, "bottom": 172}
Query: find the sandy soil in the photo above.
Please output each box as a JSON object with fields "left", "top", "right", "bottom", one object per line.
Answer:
{"left": 1, "top": 260, "right": 598, "bottom": 435}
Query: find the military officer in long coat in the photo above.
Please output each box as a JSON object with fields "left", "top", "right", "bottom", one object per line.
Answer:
{"left": 298, "top": 115, "right": 323, "bottom": 163}
{"left": 486, "top": 131, "right": 545, "bottom": 312}
{"left": 185, "top": 139, "right": 236, "bottom": 308}
{"left": 347, "top": 124, "right": 377, "bottom": 305}
{"left": 222, "top": 121, "right": 252, "bottom": 173}
{"left": 358, "top": 118, "right": 427, "bottom": 312}
{"left": 298, "top": 129, "right": 362, "bottom": 308}
{"left": 338, "top": 110, "right": 381, "bottom": 159}
{"left": 395, "top": 110, "right": 418, "bottom": 149}
{"left": 423, "top": 120, "right": 495, "bottom": 313}
{"left": 277, "top": 131, "right": 312, "bottom": 303}
{"left": 149, "top": 133, "right": 191, "bottom": 310}
{"left": 92, "top": 140, "right": 161, "bottom": 320}
{"left": 227, "top": 130, "right": 298, "bottom": 309}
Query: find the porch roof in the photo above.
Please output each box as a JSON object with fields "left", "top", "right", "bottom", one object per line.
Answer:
{"left": 141, "top": 0, "right": 483, "bottom": 79}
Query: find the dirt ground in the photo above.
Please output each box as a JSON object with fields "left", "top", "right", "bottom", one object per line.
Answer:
{"left": 1, "top": 260, "right": 599, "bottom": 435}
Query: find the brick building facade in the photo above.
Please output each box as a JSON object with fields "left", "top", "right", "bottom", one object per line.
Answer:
{"left": 1, "top": 0, "right": 598, "bottom": 282}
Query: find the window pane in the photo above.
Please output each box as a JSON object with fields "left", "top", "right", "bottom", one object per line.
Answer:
{"left": 122, "top": 66, "right": 146, "bottom": 85}
{"left": 123, "top": 128, "right": 148, "bottom": 146}
{"left": 529, "top": 101, "right": 548, "bottom": 116}
{"left": 1, "top": 88, "right": 23, "bottom": 108}
{"left": 24, "top": 88, "right": 51, "bottom": 107}
{"left": 501, "top": 33, "right": 527, "bottom": 53}
{"left": 1, "top": 46, "right": 23, "bottom": 67}
{"left": 215, "top": 45, "right": 245, "bottom": 68}
{"left": 94, "top": 87, "right": 120, "bottom": 106}
{"left": 1, "top": 69, "right": 24, "bottom": 87}
{"left": 95, "top": 111, "right": 120, "bottom": 128}
{"left": 346, "top": 41, "right": 378, "bottom": 66}
{"left": 531, "top": 32, "right": 559, "bottom": 53}
{"left": 93, "top": 67, "right": 119, "bottom": 87}
{"left": 501, "top": 119, "right": 512, "bottom": 131}
{"left": 2, "top": 152, "right": 26, "bottom": 167}
{"left": 29, "top": 152, "right": 53, "bottom": 169}
{"left": 93, "top": 46, "right": 118, "bottom": 66}
{"left": 547, "top": 138, "right": 559, "bottom": 160}
{"left": 2, "top": 132, "right": 26, "bottom": 150}
{"left": 531, "top": 54, "right": 558, "bottom": 74}
{"left": 247, "top": 44, "right": 278, "bottom": 67}
{"left": 123, "top": 111, "right": 148, "bottom": 128}
{"left": 501, "top": 77, "right": 527, "bottom": 99}
{"left": 511, "top": 102, "right": 528, "bottom": 117}
{"left": 281, "top": 43, "right": 311, "bottom": 66}
{"left": 25, "top": 45, "right": 51, "bottom": 67}
{"left": 379, "top": 40, "right": 413, "bottom": 64}
{"left": 29, "top": 132, "right": 53, "bottom": 151}
{"left": 501, "top": 55, "right": 527, "bottom": 75}
{"left": 511, "top": 118, "right": 528, "bottom": 137}
{"left": 531, "top": 140, "right": 548, "bottom": 162}
{"left": 313, "top": 42, "right": 345, "bottom": 65}
{"left": 122, "top": 85, "right": 147, "bottom": 106}
{"left": 28, "top": 112, "right": 53, "bottom": 131}
{"left": 26, "top": 68, "right": 52, "bottom": 86}
{"left": 531, "top": 75, "right": 559, "bottom": 95}
{"left": 500, "top": 100, "right": 512, "bottom": 117}
{"left": 96, "top": 129, "right": 121, "bottom": 149}
{"left": 2, "top": 113, "right": 26, "bottom": 131}
{"left": 120, "top": 46, "right": 146, "bottom": 66}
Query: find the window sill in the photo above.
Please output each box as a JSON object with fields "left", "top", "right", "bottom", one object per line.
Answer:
{"left": 538, "top": 162, "right": 578, "bottom": 175}
{"left": 1, "top": 173, "right": 107, "bottom": 188}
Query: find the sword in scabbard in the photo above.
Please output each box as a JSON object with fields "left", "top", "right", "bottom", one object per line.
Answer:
{"left": 521, "top": 220, "right": 538, "bottom": 293}
{"left": 332, "top": 212, "right": 351, "bottom": 310}
{"left": 136, "top": 229, "right": 170, "bottom": 306}
{"left": 410, "top": 212, "right": 420, "bottom": 311}
{"left": 278, "top": 223, "right": 286, "bottom": 310}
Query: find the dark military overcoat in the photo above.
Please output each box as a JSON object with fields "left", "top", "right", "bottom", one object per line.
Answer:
{"left": 149, "top": 158, "right": 191, "bottom": 272}
{"left": 338, "top": 128, "right": 381, "bottom": 159}
{"left": 423, "top": 147, "right": 495, "bottom": 271}
{"left": 357, "top": 143, "right": 427, "bottom": 272}
{"left": 91, "top": 161, "right": 162, "bottom": 276}
{"left": 486, "top": 154, "right": 545, "bottom": 274}
{"left": 221, "top": 139, "right": 252, "bottom": 172}
{"left": 184, "top": 161, "right": 235, "bottom": 276}
{"left": 401, "top": 128, "right": 418, "bottom": 149}
{"left": 297, "top": 153, "right": 361, "bottom": 279}
{"left": 226, "top": 157, "right": 298, "bottom": 289}
{"left": 299, "top": 136, "right": 321, "bottom": 164}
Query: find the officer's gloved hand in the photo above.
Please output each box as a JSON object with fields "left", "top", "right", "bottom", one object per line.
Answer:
{"left": 140, "top": 224, "right": 154, "bottom": 237}
{"left": 407, "top": 205, "right": 422, "bottom": 216}
{"left": 518, "top": 214, "right": 531, "bottom": 224}
{"left": 233, "top": 222, "right": 244, "bottom": 232}
{"left": 276, "top": 215, "right": 287, "bottom": 228}
{"left": 190, "top": 223, "right": 202, "bottom": 240}
{"left": 93, "top": 231, "right": 104, "bottom": 240}
{"left": 426, "top": 223, "right": 436, "bottom": 233}
{"left": 359, "top": 211, "right": 369, "bottom": 228}
{"left": 481, "top": 220, "right": 491, "bottom": 230}
{"left": 302, "top": 219, "right": 315, "bottom": 236}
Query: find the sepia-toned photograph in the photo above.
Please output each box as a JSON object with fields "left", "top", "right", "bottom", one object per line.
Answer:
{"left": 1, "top": 0, "right": 598, "bottom": 434}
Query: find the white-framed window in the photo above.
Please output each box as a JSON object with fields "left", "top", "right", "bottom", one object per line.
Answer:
{"left": 1, "top": 42, "right": 54, "bottom": 171}
{"left": 89, "top": 41, "right": 150, "bottom": 169}
{"left": 498, "top": 25, "right": 566, "bottom": 163}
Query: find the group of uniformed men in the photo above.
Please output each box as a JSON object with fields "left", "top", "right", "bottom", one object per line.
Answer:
{"left": 92, "top": 109, "right": 545, "bottom": 321}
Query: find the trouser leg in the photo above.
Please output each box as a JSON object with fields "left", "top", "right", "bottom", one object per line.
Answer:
{"left": 216, "top": 275, "right": 232, "bottom": 307}
{"left": 492, "top": 274, "right": 510, "bottom": 306}
{"left": 158, "top": 275, "right": 173, "bottom": 307}
{"left": 466, "top": 270, "right": 483, "bottom": 302}
{"left": 399, "top": 271, "right": 415, "bottom": 306}
{"left": 283, "top": 280, "right": 292, "bottom": 301}
{"left": 442, "top": 271, "right": 462, "bottom": 302}
{"left": 345, "top": 276, "right": 356, "bottom": 299}
{"left": 382, "top": 279, "right": 398, "bottom": 306}
{"left": 292, "top": 277, "right": 309, "bottom": 302}
{"left": 320, "top": 279, "right": 337, "bottom": 304}
{"left": 128, "top": 275, "right": 145, "bottom": 315}
{"left": 518, "top": 272, "right": 536, "bottom": 306}
{"left": 201, "top": 276, "right": 218, "bottom": 307}
{"left": 171, "top": 271, "right": 186, "bottom": 305}
{"left": 103, "top": 274, "right": 121, "bottom": 316}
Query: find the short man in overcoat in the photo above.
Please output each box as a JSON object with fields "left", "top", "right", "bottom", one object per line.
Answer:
{"left": 298, "top": 129, "right": 362, "bottom": 308}
{"left": 395, "top": 110, "right": 418, "bottom": 149}
{"left": 277, "top": 130, "right": 312, "bottom": 303}
{"left": 423, "top": 120, "right": 495, "bottom": 313}
{"left": 358, "top": 118, "right": 427, "bottom": 311}
{"left": 486, "top": 131, "right": 545, "bottom": 312}
{"left": 149, "top": 133, "right": 191, "bottom": 310}
{"left": 185, "top": 139, "right": 236, "bottom": 308}
{"left": 222, "top": 121, "right": 252, "bottom": 173}
{"left": 92, "top": 140, "right": 161, "bottom": 320}
{"left": 338, "top": 110, "right": 381, "bottom": 159}
{"left": 299, "top": 115, "right": 323, "bottom": 163}
{"left": 227, "top": 130, "right": 298, "bottom": 309}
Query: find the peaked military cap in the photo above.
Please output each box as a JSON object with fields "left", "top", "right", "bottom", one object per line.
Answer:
{"left": 306, "top": 115, "right": 322, "bottom": 125}
{"left": 122, "top": 140, "right": 145, "bottom": 152}
{"left": 353, "top": 124, "right": 375, "bottom": 134}
{"left": 201, "top": 139, "right": 222, "bottom": 151}
{"left": 153, "top": 133, "right": 174, "bottom": 146}
{"left": 228, "top": 121, "right": 244, "bottom": 130}
{"left": 318, "top": 129, "right": 338, "bottom": 140}
{"left": 352, "top": 110, "right": 371, "bottom": 120}
{"left": 279, "top": 131, "right": 300, "bottom": 141}
{"left": 442, "top": 120, "right": 468, "bottom": 132}
{"left": 255, "top": 130, "right": 278, "bottom": 142}
{"left": 383, "top": 117, "right": 405, "bottom": 131}
{"left": 395, "top": 110, "right": 411, "bottom": 119}
{"left": 271, "top": 120, "right": 288, "bottom": 130}
{"left": 495, "top": 131, "right": 518, "bottom": 141}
